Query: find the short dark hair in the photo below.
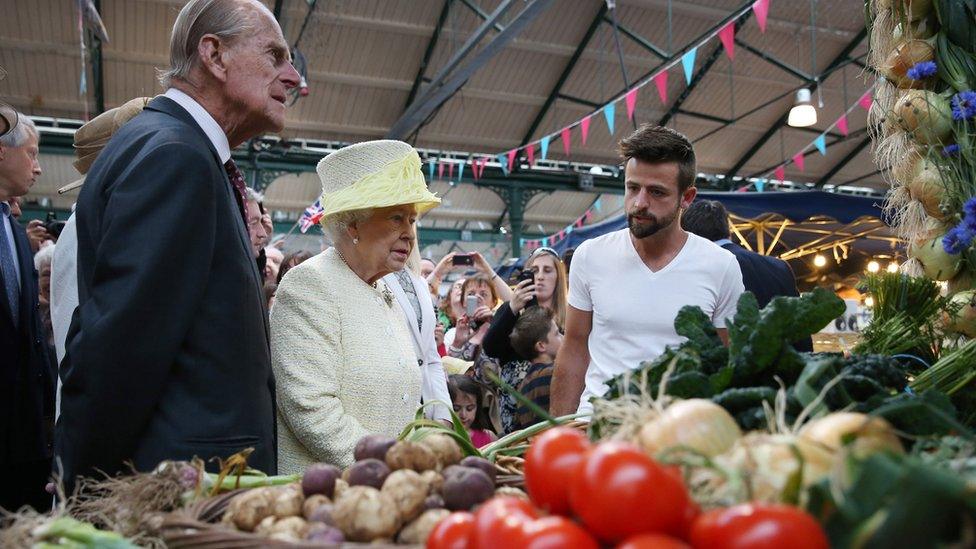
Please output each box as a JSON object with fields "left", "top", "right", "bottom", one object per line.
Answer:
{"left": 510, "top": 307, "right": 554, "bottom": 361}
{"left": 618, "top": 124, "right": 697, "bottom": 192}
{"left": 681, "top": 200, "right": 731, "bottom": 241}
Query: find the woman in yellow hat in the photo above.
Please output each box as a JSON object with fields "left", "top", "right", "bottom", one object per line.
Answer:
{"left": 270, "top": 140, "right": 440, "bottom": 472}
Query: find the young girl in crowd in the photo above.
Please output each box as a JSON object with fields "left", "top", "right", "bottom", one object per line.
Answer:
{"left": 447, "top": 374, "right": 497, "bottom": 447}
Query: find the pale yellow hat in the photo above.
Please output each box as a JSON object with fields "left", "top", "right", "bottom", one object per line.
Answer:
{"left": 59, "top": 96, "right": 152, "bottom": 193}
{"left": 316, "top": 140, "right": 440, "bottom": 219}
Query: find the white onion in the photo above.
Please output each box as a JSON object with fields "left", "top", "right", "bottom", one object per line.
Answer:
{"left": 894, "top": 90, "right": 954, "bottom": 145}
{"left": 908, "top": 159, "right": 948, "bottom": 219}
{"left": 798, "top": 413, "right": 903, "bottom": 459}
{"left": 945, "top": 290, "right": 976, "bottom": 337}
{"left": 638, "top": 399, "right": 742, "bottom": 458}
{"left": 909, "top": 233, "right": 962, "bottom": 281}
{"left": 715, "top": 433, "right": 835, "bottom": 503}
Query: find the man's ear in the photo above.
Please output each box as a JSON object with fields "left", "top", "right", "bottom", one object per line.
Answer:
{"left": 534, "top": 339, "right": 547, "bottom": 357}
{"left": 197, "top": 34, "right": 230, "bottom": 83}
{"left": 680, "top": 185, "right": 698, "bottom": 210}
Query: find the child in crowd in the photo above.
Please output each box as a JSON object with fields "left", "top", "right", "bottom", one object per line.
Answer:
{"left": 447, "top": 374, "right": 498, "bottom": 447}
{"left": 510, "top": 307, "right": 563, "bottom": 430}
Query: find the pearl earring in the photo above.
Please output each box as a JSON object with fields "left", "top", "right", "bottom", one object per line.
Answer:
{"left": 353, "top": 238, "right": 359, "bottom": 245}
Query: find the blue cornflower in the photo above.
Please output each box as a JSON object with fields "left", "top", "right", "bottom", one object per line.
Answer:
{"left": 943, "top": 227, "right": 970, "bottom": 255}
{"left": 951, "top": 91, "right": 976, "bottom": 121}
{"left": 943, "top": 144, "right": 961, "bottom": 157}
{"left": 907, "top": 61, "right": 937, "bottom": 80}
{"left": 965, "top": 197, "right": 976, "bottom": 220}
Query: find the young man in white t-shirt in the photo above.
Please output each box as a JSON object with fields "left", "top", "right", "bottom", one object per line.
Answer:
{"left": 550, "top": 125, "right": 744, "bottom": 416}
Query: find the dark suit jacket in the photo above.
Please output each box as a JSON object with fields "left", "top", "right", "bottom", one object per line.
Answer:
{"left": 0, "top": 215, "right": 55, "bottom": 465}
{"left": 721, "top": 242, "right": 813, "bottom": 352}
{"left": 58, "top": 96, "right": 277, "bottom": 486}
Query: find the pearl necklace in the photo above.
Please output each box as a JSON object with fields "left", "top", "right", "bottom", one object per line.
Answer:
{"left": 335, "top": 248, "right": 394, "bottom": 307}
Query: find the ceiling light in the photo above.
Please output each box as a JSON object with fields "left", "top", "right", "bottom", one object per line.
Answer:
{"left": 865, "top": 296, "right": 875, "bottom": 308}
{"left": 813, "top": 254, "right": 827, "bottom": 268}
{"left": 867, "top": 260, "right": 880, "bottom": 273}
{"left": 788, "top": 88, "right": 817, "bottom": 128}
{"left": 887, "top": 261, "right": 900, "bottom": 273}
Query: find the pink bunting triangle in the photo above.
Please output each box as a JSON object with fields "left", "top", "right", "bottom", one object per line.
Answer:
{"left": 774, "top": 165, "right": 786, "bottom": 182}
{"left": 448, "top": 162, "right": 455, "bottom": 179}
{"left": 836, "top": 114, "right": 849, "bottom": 136}
{"left": 792, "top": 152, "right": 805, "bottom": 172}
{"left": 718, "top": 22, "right": 736, "bottom": 61}
{"left": 480, "top": 157, "right": 489, "bottom": 178}
{"left": 581, "top": 116, "right": 592, "bottom": 145}
{"left": 507, "top": 149, "right": 518, "bottom": 171}
{"left": 527, "top": 143, "right": 536, "bottom": 166}
{"left": 561, "top": 128, "right": 572, "bottom": 157}
{"left": 625, "top": 89, "right": 638, "bottom": 121}
{"left": 438, "top": 162, "right": 444, "bottom": 179}
{"left": 752, "top": 0, "right": 770, "bottom": 33}
{"left": 858, "top": 91, "right": 873, "bottom": 111}
{"left": 653, "top": 71, "right": 669, "bottom": 104}
{"left": 584, "top": 210, "right": 593, "bottom": 222}
{"left": 471, "top": 159, "right": 479, "bottom": 180}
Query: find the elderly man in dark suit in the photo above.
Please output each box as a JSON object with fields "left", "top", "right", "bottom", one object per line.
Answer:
{"left": 0, "top": 114, "right": 55, "bottom": 511}
{"left": 59, "top": 0, "right": 300, "bottom": 488}
{"left": 682, "top": 199, "right": 813, "bottom": 352}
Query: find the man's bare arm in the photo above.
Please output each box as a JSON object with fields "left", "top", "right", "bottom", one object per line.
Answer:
{"left": 550, "top": 305, "right": 593, "bottom": 416}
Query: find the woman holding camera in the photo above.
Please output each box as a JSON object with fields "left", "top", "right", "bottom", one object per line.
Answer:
{"left": 427, "top": 252, "right": 512, "bottom": 327}
{"left": 481, "top": 247, "right": 568, "bottom": 432}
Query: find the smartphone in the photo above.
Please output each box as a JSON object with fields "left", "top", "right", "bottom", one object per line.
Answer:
{"left": 465, "top": 294, "right": 479, "bottom": 317}
{"left": 518, "top": 268, "right": 538, "bottom": 309}
{"left": 452, "top": 253, "right": 474, "bottom": 266}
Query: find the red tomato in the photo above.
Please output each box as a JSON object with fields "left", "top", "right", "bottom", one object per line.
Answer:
{"left": 472, "top": 497, "right": 538, "bottom": 549}
{"left": 427, "top": 511, "right": 475, "bottom": 549}
{"left": 524, "top": 427, "right": 592, "bottom": 515}
{"left": 569, "top": 441, "right": 693, "bottom": 542}
{"left": 522, "top": 516, "right": 600, "bottom": 549}
{"left": 689, "top": 503, "right": 829, "bottom": 549}
{"left": 617, "top": 533, "right": 692, "bottom": 549}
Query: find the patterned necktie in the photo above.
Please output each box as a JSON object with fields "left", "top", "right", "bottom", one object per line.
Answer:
{"left": 223, "top": 159, "right": 250, "bottom": 231}
{"left": 0, "top": 202, "right": 20, "bottom": 327}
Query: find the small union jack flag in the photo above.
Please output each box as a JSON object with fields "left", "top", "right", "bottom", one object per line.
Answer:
{"left": 299, "top": 199, "right": 324, "bottom": 233}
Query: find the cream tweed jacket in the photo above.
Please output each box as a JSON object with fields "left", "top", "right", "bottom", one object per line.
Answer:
{"left": 270, "top": 249, "right": 422, "bottom": 473}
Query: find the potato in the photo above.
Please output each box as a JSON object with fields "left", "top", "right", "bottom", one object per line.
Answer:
{"left": 302, "top": 463, "right": 341, "bottom": 498}
{"left": 354, "top": 434, "right": 398, "bottom": 462}
{"left": 397, "top": 509, "right": 451, "bottom": 544}
{"left": 419, "top": 433, "right": 464, "bottom": 469}
{"left": 381, "top": 469, "right": 428, "bottom": 523}
{"left": 224, "top": 487, "right": 276, "bottom": 531}
{"left": 347, "top": 458, "right": 391, "bottom": 489}
{"left": 254, "top": 515, "right": 277, "bottom": 536}
{"left": 270, "top": 484, "right": 304, "bottom": 518}
{"left": 306, "top": 522, "right": 345, "bottom": 544}
{"left": 306, "top": 503, "right": 336, "bottom": 526}
{"left": 302, "top": 494, "right": 331, "bottom": 520}
{"left": 442, "top": 467, "right": 494, "bottom": 511}
{"left": 459, "top": 456, "right": 497, "bottom": 482}
{"left": 494, "top": 486, "right": 529, "bottom": 500}
{"left": 269, "top": 516, "right": 309, "bottom": 541}
{"left": 420, "top": 470, "right": 444, "bottom": 495}
{"left": 424, "top": 494, "right": 446, "bottom": 510}
{"left": 333, "top": 479, "right": 349, "bottom": 500}
{"left": 332, "top": 486, "right": 400, "bottom": 542}
{"left": 386, "top": 441, "right": 438, "bottom": 472}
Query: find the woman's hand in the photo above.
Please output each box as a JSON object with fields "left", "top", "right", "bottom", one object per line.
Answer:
{"left": 472, "top": 305, "right": 494, "bottom": 324}
{"left": 453, "top": 316, "right": 472, "bottom": 347}
{"left": 469, "top": 317, "right": 492, "bottom": 345}
{"left": 471, "top": 252, "right": 494, "bottom": 275}
{"left": 431, "top": 253, "right": 456, "bottom": 280}
{"left": 434, "top": 322, "right": 445, "bottom": 347}
{"left": 509, "top": 278, "right": 537, "bottom": 314}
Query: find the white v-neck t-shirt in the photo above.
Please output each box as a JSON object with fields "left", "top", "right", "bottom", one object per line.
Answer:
{"left": 568, "top": 228, "right": 744, "bottom": 414}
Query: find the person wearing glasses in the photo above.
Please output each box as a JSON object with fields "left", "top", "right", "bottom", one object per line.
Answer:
{"left": 550, "top": 125, "right": 744, "bottom": 417}
{"left": 481, "top": 246, "right": 568, "bottom": 432}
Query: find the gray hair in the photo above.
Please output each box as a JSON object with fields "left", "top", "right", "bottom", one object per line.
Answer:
{"left": 34, "top": 243, "right": 55, "bottom": 272}
{"left": 0, "top": 114, "right": 37, "bottom": 148}
{"left": 245, "top": 186, "right": 264, "bottom": 204}
{"left": 322, "top": 209, "right": 373, "bottom": 243}
{"left": 158, "top": 0, "right": 262, "bottom": 88}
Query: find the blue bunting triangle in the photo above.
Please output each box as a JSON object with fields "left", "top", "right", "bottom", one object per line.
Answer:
{"left": 428, "top": 160, "right": 435, "bottom": 181}
{"left": 497, "top": 154, "right": 509, "bottom": 175}
{"left": 540, "top": 135, "right": 550, "bottom": 161}
{"left": 755, "top": 179, "right": 766, "bottom": 192}
{"left": 603, "top": 103, "right": 616, "bottom": 135}
{"left": 814, "top": 135, "right": 827, "bottom": 155}
{"left": 681, "top": 48, "right": 698, "bottom": 85}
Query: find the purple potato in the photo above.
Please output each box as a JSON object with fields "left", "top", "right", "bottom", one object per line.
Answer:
{"left": 302, "top": 463, "right": 342, "bottom": 498}
{"left": 459, "top": 456, "right": 497, "bottom": 483}
{"left": 305, "top": 522, "right": 345, "bottom": 544}
{"left": 423, "top": 494, "right": 445, "bottom": 510}
{"left": 307, "top": 503, "right": 336, "bottom": 527}
{"left": 354, "top": 435, "right": 398, "bottom": 462}
{"left": 441, "top": 467, "right": 494, "bottom": 511}
{"left": 346, "top": 458, "right": 390, "bottom": 489}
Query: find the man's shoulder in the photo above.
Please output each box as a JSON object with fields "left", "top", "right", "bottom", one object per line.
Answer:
{"left": 576, "top": 228, "right": 628, "bottom": 256}
{"left": 688, "top": 233, "right": 736, "bottom": 263}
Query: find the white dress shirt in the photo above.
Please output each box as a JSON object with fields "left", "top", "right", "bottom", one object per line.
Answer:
{"left": 163, "top": 88, "right": 231, "bottom": 163}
